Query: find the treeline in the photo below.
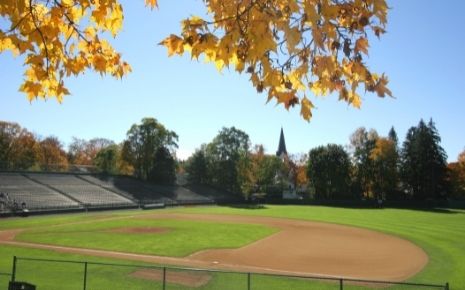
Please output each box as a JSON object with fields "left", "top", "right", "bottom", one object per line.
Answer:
{"left": 184, "top": 120, "right": 465, "bottom": 201}
{"left": 1, "top": 118, "right": 464, "bottom": 200}
{"left": 0, "top": 118, "right": 177, "bottom": 184}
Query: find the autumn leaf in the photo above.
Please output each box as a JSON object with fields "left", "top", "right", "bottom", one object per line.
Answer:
{"left": 2, "top": 0, "right": 391, "bottom": 121}
{"left": 145, "top": 0, "right": 158, "bottom": 9}
{"left": 355, "top": 37, "right": 369, "bottom": 55}
{"left": 159, "top": 34, "right": 184, "bottom": 57}
{"left": 300, "top": 97, "right": 314, "bottom": 121}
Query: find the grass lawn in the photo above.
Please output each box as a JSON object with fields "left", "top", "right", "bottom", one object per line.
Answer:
{"left": 15, "top": 217, "right": 277, "bottom": 257}
{"left": 1, "top": 205, "right": 463, "bottom": 289}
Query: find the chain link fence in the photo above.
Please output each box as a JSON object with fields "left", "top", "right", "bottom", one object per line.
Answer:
{"left": 10, "top": 256, "right": 449, "bottom": 290}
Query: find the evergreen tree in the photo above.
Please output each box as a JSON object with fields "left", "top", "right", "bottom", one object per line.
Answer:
{"left": 186, "top": 149, "right": 208, "bottom": 185}
{"left": 149, "top": 147, "right": 176, "bottom": 185}
{"left": 401, "top": 119, "right": 448, "bottom": 199}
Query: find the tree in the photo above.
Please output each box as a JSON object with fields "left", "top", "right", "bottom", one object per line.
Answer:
{"left": 162, "top": 0, "right": 391, "bottom": 120}
{"left": 307, "top": 144, "right": 351, "bottom": 199}
{"left": 68, "top": 137, "right": 114, "bottom": 165}
{"left": 247, "top": 145, "right": 284, "bottom": 194}
{"left": 448, "top": 149, "right": 465, "bottom": 199}
{"left": 205, "top": 127, "right": 250, "bottom": 193}
{"left": 401, "top": 119, "right": 448, "bottom": 200}
{"left": 1, "top": 0, "right": 390, "bottom": 120}
{"left": 185, "top": 149, "right": 208, "bottom": 184}
{"left": 93, "top": 144, "right": 119, "bottom": 174}
{"left": 0, "top": 121, "right": 40, "bottom": 170}
{"left": 122, "top": 117, "right": 178, "bottom": 180}
{"left": 370, "top": 137, "right": 398, "bottom": 200}
{"left": 349, "top": 127, "right": 378, "bottom": 198}
{"left": 149, "top": 146, "right": 176, "bottom": 185}
{"left": 38, "top": 136, "right": 68, "bottom": 171}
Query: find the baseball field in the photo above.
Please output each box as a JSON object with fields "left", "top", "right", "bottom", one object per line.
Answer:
{"left": 0, "top": 205, "right": 463, "bottom": 289}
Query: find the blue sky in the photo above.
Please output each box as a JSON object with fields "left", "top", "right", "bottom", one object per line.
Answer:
{"left": 1, "top": 0, "right": 464, "bottom": 161}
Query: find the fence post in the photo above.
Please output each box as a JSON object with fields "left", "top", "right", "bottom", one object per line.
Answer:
{"left": 11, "top": 256, "right": 17, "bottom": 282}
{"left": 445, "top": 282, "right": 449, "bottom": 290}
{"left": 162, "top": 267, "right": 166, "bottom": 290}
{"left": 339, "top": 278, "right": 343, "bottom": 290}
{"left": 247, "top": 272, "right": 251, "bottom": 290}
{"left": 83, "top": 262, "right": 88, "bottom": 290}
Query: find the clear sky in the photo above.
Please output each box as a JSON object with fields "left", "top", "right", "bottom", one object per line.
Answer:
{"left": 1, "top": 0, "right": 464, "bottom": 161}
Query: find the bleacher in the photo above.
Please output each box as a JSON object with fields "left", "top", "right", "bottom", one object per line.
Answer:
{"left": 0, "top": 173, "right": 79, "bottom": 211}
{"left": 80, "top": 175, "right": 175, "bottom": 204}
{"left": 25, "top": 173, "right": 135, "bottom": 208}
{"left": 185, "top": 184, "right": 241, "bottom": 202}
{"left": 146, "top": 184, "right": 214, "bottom": 205}
{"left": 0, "top": 172, "right": 225, "bottom": 216}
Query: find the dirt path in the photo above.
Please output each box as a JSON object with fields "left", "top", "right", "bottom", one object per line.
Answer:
{"left": 0, "top": 213, "right": 428, "bottom": 281}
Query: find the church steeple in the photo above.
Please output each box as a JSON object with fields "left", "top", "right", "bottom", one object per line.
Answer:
{"left": 276, "top": 127, "right": 288, "bottom": 158}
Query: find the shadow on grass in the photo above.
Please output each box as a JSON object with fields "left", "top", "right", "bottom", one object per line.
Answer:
{"left": 223, "top": 201, "right": 463, "bottom": 214}
{"left": 223, "top": 203, "right": 268, "bottom": 210}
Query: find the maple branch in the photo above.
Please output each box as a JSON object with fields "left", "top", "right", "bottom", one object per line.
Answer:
{"left": 29, "top": 0, "right": 50, "bottom": 76}
{"left": 6, "top": 13, "right": 32, "bottom": 33}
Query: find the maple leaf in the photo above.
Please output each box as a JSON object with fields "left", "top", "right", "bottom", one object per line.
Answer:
{"left": 373, "top": 74, "right": 393, "bottom": 97}
{"left": 355, "top": 37, "right": 369, "bottom": 55}
{"left": 159, "top": 34, "right": 184, "bottom": 57}
{"left": 300, "top": 96, "right": 314, "bottom": 121}
{"left": 1, "top": 0, "right": 391, "bottom": 120}
{"left": 19, "top": 81, "right": 42, "bottom": 101}
{"left": 145, "top": 0, "right": 158, "bottom": 9}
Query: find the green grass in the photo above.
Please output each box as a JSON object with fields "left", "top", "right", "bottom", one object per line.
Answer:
{"left": 1, "top": 205, "right": 463, "bottom": 289}
{"left": 15, "top": 217, "right": 277, "bottom": 257}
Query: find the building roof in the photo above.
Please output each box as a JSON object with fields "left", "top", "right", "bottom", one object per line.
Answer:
{"left": 276, "top": 127, "right": 288, "bottom": 158}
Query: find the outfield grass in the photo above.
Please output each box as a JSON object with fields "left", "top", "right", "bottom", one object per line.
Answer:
{"left": 0, "top": 205, "right": 463, "bottom": 289}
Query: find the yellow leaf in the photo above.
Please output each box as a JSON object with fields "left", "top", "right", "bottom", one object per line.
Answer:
{"left": 145, "top": 0, "right": 158, "bottom": 8}
{"left": 19, "top": 81, "right": 42, "bottom": 101}
{"left": 159, "top": 34, "right": 184, "bottom": 57}
{"left": 349, "top": 91, "right": 362, "bottom": 108}
{"left": 373, "top": 74, "right": 393, "bottom": 97}
{"left": 300, "top": 96, "right": 314, "bottom": 121}
{"left": 92, "top": 54, "right": 107, "bottom": 73}
{"left": 355, "top": 37, "right": 369, "bottom": 55}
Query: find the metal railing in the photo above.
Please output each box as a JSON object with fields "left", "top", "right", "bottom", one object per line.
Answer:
{"left": 10, "top": 256, "right": 449, "bottom": 290}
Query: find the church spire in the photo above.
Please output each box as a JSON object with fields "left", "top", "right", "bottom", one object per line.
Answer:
{"left": 276, "top": 127, "right": 288, "bottom": 158}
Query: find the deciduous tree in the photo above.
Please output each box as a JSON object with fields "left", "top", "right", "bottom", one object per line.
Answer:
{"left": 0, "top": 121, "right": 39, "bottom": 170}
{"left": 122, "top": 117, "right": 178, "bottom": 180}
{"left": 349, "top": 127, "right": 378, "bottom": 198}
{"left": 448, "top": 149, "right": 465, "bottom": 199}
{"left": 370, "top": 137, "right": 398, "bottom": 200}
{"left": 307, "top": 144, "right": 351, "bottom": 199}
{"left": 38, "top": 136, "right": 68, "bottom": 171}
{"left": 93, "top": 144, "right": 119, "bottom": 174}
{"left": 205, "top": 127, "right": 250, "bottom": 193}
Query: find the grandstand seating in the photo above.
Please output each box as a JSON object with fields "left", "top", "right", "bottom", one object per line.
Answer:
{"left": 185, "top": 184, "right": 240, "bottom": 202}
{"left": 25, "top": 174, "right": 135, "bottom": 207}
{"left": 0, "top": 172, "right": 231, "bottom": 215}
{"left": 0, "top": 173, "right": 79, "bottom": 211}
{"left": 80, "top": 175, "right": 175, "bottom": 204}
